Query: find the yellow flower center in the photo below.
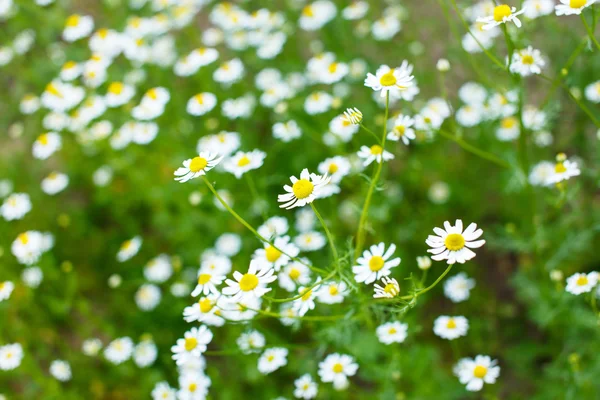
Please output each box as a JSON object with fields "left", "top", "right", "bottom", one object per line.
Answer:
{"left": 576, "top": 276, "right": 589, "bottom": 286}
{"left": 521, "top": 54, "right": 534, "bottom": 65}
{"left": 493, "top": 5, "right": 512, "bottom": 22}
{"left": 237, "top": 155, "right": 251, "bottom": 167}
{"left": 555, "top": 162, "right": 566, "bottom": 173}
{"left": 0, "top": 282, "right": 4, "bottom": 290}
{"left": 66, "top": 14, "right": 80, "bottom": 27}
{"left": 189, "top": 157, "right": 208, "bottom": 173}
{"left": 18, "top": 233, "right": 29, "bottom": 244}
{"left": 97, "top": 28, "right": 109, "bottom": 38}
{"left": 63, "top": 61, "right": 77, "bottom": 70}
{"left": 38, "top": 134, "right": 49, "bottom": 145}
{"left": 379, "top": 70, "right": 397, "bottom": 87}
{"left": 388, "top": 328, "right": 397, "bottom": 334}
{"left": 369, "top": 256, "right": 385, "bottom": 271}
{"left": 188, "top": 383, "right": 197, "bottom": 392}
{"left": 570, "top": 0, "right": 587, "bottom": 7}
{"left": 184, "top": 337, "right": 198, "bottom": 351}
{"left": 265, "top": 246, "right": 282, "bottom": 262}
{"left": 301, "top": 288, "right": 312, "bottom": 301}
{"left": 446, "top": 318, "right": 457, "bottom": 329}
{"left": 197, "top": 274, "right": 211, "bottom": 285}
{"left": 501, "top": 117, "right": 517, "bottom": 129}
{"left": 199, "top": 298, "right": 213, "bottom": 313}
{"left": 108, "top": 82, "right": 124, "bottom": 95}
{"left": 302, "top": 5, "right": 314, "bottom": 16}
{"left": 370, "top": 145, "right": 383, "bottom": 155}
{"left": 194, "top": 94, "right": 205, "bottom": 104}
{"left": 292, "top": 179, "right": 314, "bottom": 199}
{"left": 328, "top": 163, "right": 338, "bottom": 174}
{"left": 45, "top": 83, "right": 63, "bottom": 98}
{"left": 328, "top": 63, "right": 338, "bottom": 73}
{"left": 445, "top": 233, "right": 465, "bottom": 251}
{"left": 332, "top": 363, "right": 344, "bottom": 373}
{"left": 473, "top": 365, "right": 487, "bottom": 379}
{"left": 384, "top": 283, "right": 398, "bottom": 295}
{"left": 329, "top": 285, "right": 339, "bottom": 295}
{"left": 289, "top": 268, "right": 301, "bottom": 280}
{"left": 395, "top": 125, "right": 406, "bottom": 136}
{"left": 239, "top": 273, "right": 259, "bottom": 291}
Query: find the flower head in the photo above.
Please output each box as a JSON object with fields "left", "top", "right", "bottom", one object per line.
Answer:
{"left": 426, "top": 220, "right": 485, "bottom": 264}
{"left": 364, "top": 64, "right": 415, "bottom": 98}
{"left": 477, "top": 5, "right": 525, "bottom": 30}
{"left": 174, "top": 152, "right": 222, "bottom": 183}
{"left": 353, "top": 243, "right": 401, "bottom": 284}
{"left": 278, "top": 168, "right": 330, "bottom": 209}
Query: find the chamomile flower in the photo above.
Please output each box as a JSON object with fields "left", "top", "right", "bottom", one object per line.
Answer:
{"left": 117, "top": 236, "right": 142, "bottom": 262}
{"left": 177, "top": 372, "right": 211, "bottom": 400}
{"left": 237, "top": 330, "right": 266, "bottom": 354}
{"left": 81, "top": 338, "right": 102, "bottom": 356}
{"left": 477, "top": 4, "right": 525, "bottom": 30}
{"left": 49, "top": 360, "right": 71, "bottom": 382}
{"left": 294, "top": 374, "right": 318, "bottom": 399}
{"left": 22, "top": 266, "right": 43, "bottom": 288}
{"left": 135, "top": 284, "right": 161, "bottom": 311}
{"left": 104, "top": 337, "right": 134, "bottom": 365}
{"left": 317, "top": 281, "right": 349, "bottom": 304}
{"left": 222, "top": 259, "right": 277, "bottom": 301}
{"left": 191, "top": 269, "right": 224, "bottom": 297}
{"left": 387, "top": 114, "right": 416, "bottom": 144}
{"left": 417, "top": 256, "right": 432, "bottom": 270}
{"left": 278, "top": 169, "right": 331, "bottom": 210}
{"left": 144, "top": 254, "right": 173, "bottom": 283}
{"left": 329, "top": 114, "right": 360, "bottom": 142}
{"left": 183, "top": 294, "right": 224, "bottom": 326}
{"left": 584, "top": 81, "right": 600, "bottom": 103}
{"left": 555, "top": 0, "right": 596, "bottom": 16}
{"left": 11, "top": 231, "right": 54, "bottom": 266}
{"left": 454, "top": 355, "right": 500, "bottom": 392}
{"left": 151, "top": 382, "right": 177, "bottom": 400}
{"left": 253, "top": 236, "right": 299, "bottom": 271}
{"left": 273, "top": 120, "right": 302, "bottom": 142}
{"left": 353, "top": 243, "right": 401, "bottom": 284}
{"left": 364, "top": 64, "right": 415, "bottom": 98}
{"left": 342, "top": 107, "right": 363, "bottom": 125}
{"left": 523, "top": 0, "right": 554, "bottom": 18}
{"left": 292, "top": 284, "right": 319, "bottom": 316}
{"left": 433, "top": 316, "right": 469, "bottom": 340}
{"left": 342, "top": 2, "right": 369, "bottom": 20}
{"left": 318, "top": 353, "right": 358, "bottom": 391}
{"left": 171, "top": 326, "right": 213, "bottom": 366}
{"left": 376, "top": 321, "right": 408, "bottom": 344}
{"left": 299, "top": 1, "right": 337, "bottom": 31}
{"left": 304, "top": 91, "right": 333, "bottom": 115}
{"left": 0, "top": 281, "right": 14, "bottom": 302}
{"left": 566, "top": 272, "right": 599, "bottom": 295}
{"left": 318, "top": 156, "right": 351, "bottom": 184}
{"left": 444, "top": 273, "right": 476, "bottom": 303}
{"left": 510, "top": 46, "right": 545, "bottom": 76}
{"left": 223, "top": 150, "right": 266, "bottom": 179}
{"left": 213, "top": 58, "right": 244, "bottom": 85}
{"left": 186, "top": 93, "right": 217, "bottom": 116}
{"left": 357, "top": 144, "right": 394, "bottom": 166}
{"left": 0, "top": 343, "right": 23, "bottom": 370}
{"left": 105, "top": 82, "right": 135, "bottom": 107}
{"left": 63, "top": 14, "right": 94, "bottom": 42}
{"left": 1, "top": 193, "right": 31, "bottom": 221}
{"left": 426, "top": 220, "right": 485, "bottom": 264}
{"left": 258, "top": 347, "right": 288, "bottom": 374}
{"left": 32, "top": 132, "right": 61, "bottom": 160}
{"left": 547, "top": 153, "right": 580, "bottom": 185}
{"left": 41, "top": 172, "right": 69, "bottom": 195}
{"left": 174, "top": 152, "right": 222, "bottom": 183}
{"left": 278, "top": 260, "right": 312, "bottom": 292}
{"left": 529, "top": 161, "right": 555, "bottom": 186}
{"left": 258, "top": 216, "right": 289, "bottom": 240}
{"left": 373, "top": 276, "right": 400, "bottom": 299}
{"left": 294, "top": 231, "right": 326, "bottom": 252}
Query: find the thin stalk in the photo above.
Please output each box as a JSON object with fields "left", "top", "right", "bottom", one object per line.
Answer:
{"left": 264, "top": 270, "right": 337, "bottom": 303}
{"left": 311, "top": 203, "right": 339, "bottom": 268}
{"left": 501, "top": 25, "right": 515, "bottom": 72}
{"left": 400, "top": 263, "right": 455, "bottom": 300}
{"left": 245, "top": 306, "right": 349, "bottom": 321}
{"left": 360, "top": 123, "right": 383, "bottom": 144}
{"left": 581, "top": 13, "right": 600, "bottom": 51}
{"left": 437, "top": 129, "right": 511, "bottom": 168}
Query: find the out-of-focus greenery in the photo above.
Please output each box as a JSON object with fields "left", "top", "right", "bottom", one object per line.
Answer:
{"left": 1, "top": 0, "right": 600, "bottom": 399}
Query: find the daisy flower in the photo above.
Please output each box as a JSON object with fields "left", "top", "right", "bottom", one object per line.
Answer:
{"left": 174, "top": 152, "right": 222, "bottom": 183}
{"left": 387, "top": 114, "right": 416, "bottom": 144}
{"left": 318, "top": 353, "right": 359, "bottom": 391}
{"left": 357, "top": 144, "right": 394, "bottom": 166}
{"left": 183, "top": 294, "right": 224, "bottom": 327}
{"left": 1, "top": 193, "right": 32, "bottom": 221}
{"left": 342, "top": 107, "right": 362, "bottom": 125}
{"left": 353, "top": 243, "right": 401, "bottom": 284}
{"left": 152, "top": 382, "right": 177, "bottom": 400}
{"left": 433, "top": 316, "right": 469, "bottom": 340}
{"left": 444, "top": 273, "right": 476, "bottom": 303}
{"left": 477, "top": 4, "right": 525, "bottom": 30}
{"left": 237, "top": 330, "right": 266, "bottom": 354}
{"left": 426, "top": 220, "right": 485, "bottom": 264}
{"left": 223, "top": 149, "right": 266, "bottom": 179}
{"left": 191, "top": 269, "right": 225, "bottom": 297}
{"left": 454, "top": 355, "right": 500, "bottom": 392}
{"left": 294, "top": 374, "right": 318, "bottom": 399}
{"left": 222, "top": 260, "right": 277, "bottom": 301}
{"left": 186, "top": 92, "right": 217, "bottom": 116}
{"left": 177, "top": 372, "right": 211, "bottom": 400}
{"left": 104, "top": 337, "right": 134, "bottom": 365}
{"left": 0, "top": 281, "right": 14, "bottom": 302}
{"left": 116, "top": 236, "right": 142, "bottom": 262}
{"left": 135, "top": 284, "right": 161, "bottom": 311}
{"left": 294, "top": 231, "right": 326, "bottom": 252}
{"left": 278, "top": 169, "right": 330, "bottom": 210}
{"left": 278, "top": 260, "right": 312, "bottom": 292}
{"left": 63, "top": 14, "right": 94, "bottom": 42}
{"left": 0, "top": 343, "right": 23, "bottom": 370}
{"left": 376, "top": 321, "right": 408, "bottom": 345}
{"left": 555, "top": 0, "right": 596, "bottom": 16}
{"left": 253, "top": 236, "right": 299, "bottom": 272}
{"left": 171, "top": 326, "right": 213, "bottom": 366}
{"left": 257, "top": 216, "right": 289, "bottom": 240}
{"left": 566, "top": 271, "right": 599, "bottom": 295}
{"left": 32, "top": 132, "right": 61, "bottom": 160}
{"left": 547, "top": 153, "right": 580, "bottom": 185}
{"left": 317, "top": 281, "right": 349, "bottom": 304}
{"left": 509, "top": 46, "right": 545, "bottom": 76}
{"left": 292, "top": 284, "right": 320, "bottom": 316}
{"left": 364, "top": 64, "right": 415, "bottom": 98}
{"left": 258, "top": 347, "right": 288, "bottom": 375}
{"left": 584, "top": 81, "right": 600, "bottom": 103}
{"left": 373, "top": 276, "right": 400, "bottom": 299}
{"left": 49, "top": 360, "right": 71, "bottom": 382}
{"left": 318, "top": 156, "right": 351, "bottom": 184}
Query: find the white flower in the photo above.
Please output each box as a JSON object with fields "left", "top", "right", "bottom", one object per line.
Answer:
{"left": 151, "top": 382, "right": 177, "bottom": 400}
{"left": 373, "top": 276, "right": 400, "bottom": 299}
{"left": 177, "top": 372, "right": 211, "bottom": 400}
{"left": 49, "top": 360, "right": 71, "bottom": 381}
{"left": 215, "top": 233, "right": 242, "bottom": 257}
{"left": 171, "top": 326, "right": 213, "bottom": 366}
{"left": 510, "top": 46, "right": 545, "bottom": 76}
{"left": 555, "top": 0, "right": 596, "bottom": 16}
{"left": 253, "top": 236, "right": 299, "bottom": 272}
{"left": 144, "top": 254, "right": 173, "bottom": 283}
{"left": 41, "top": 172, "right": 69, "bottom": 195}
{"left": 32, "top": 132, "right": 61, "bottom": 159}
{"left": 11, "top": 231, "right": 54, "bottom": 266}
{"left": 278, "top": 169, "right": 331, "bottom": 210}
{"left": 454, "top": 355, "right": 500, "bottom": 392}
{"left": 546, "top": 154, "right": 580, "bottom": 185}
{"left": 318, "top": 156, "right": 351, "bottom": 184}
{"left": 357, "top": 144, "right": 394, "bottom": 166}
{"left": 584, "top": 81, "right": 600, "bottom": 103}
{"left": 317, "top": 281, "right": 349, "bottom": 304}
{"left": 387, "top": 114, "right": 416, "bottom": 144}
{"left": 105, "top": 82, "right": 135, "bottom": 107}
{"left": 318, "top": 353, "right": 358, "bottom": 391}
{"left": 273, "top": 120, "right": 302, "bottom": 142}
{"left": 523, "top": 0, "right": 554, "bottom": 19}
{"left": 1, "top": 193, "right": 31, "bottom": 221}
{"left": 183, "top": 294, "right": 224, "bottom": 327}
{"left": 186, "top": 92, "right": 217, "bottom": 116}
{"left": 213, "top": 58, "right": 244, "bottom": 85}
{"left": 566, "top": 272, "right": 599, "bottom": 295}
{"left": 294, "top": 374, "right": 318, "bottom": 399}
{"left": 292, "top": 284, "right": 319, "bottom": 316}
{"left": 294, "top": 231, "right": 326, "bottom": 252}
{"left": 529, "top": 161, "right": 555, "bottom": 186}
{"left": 104, "top": 337, "right": 134, "bottom": 365}
{"left": 433, "top": 316, "right": 469, "bottom": 340}
{"left": 222, "top": 260, "right": 277, "bottom": 301}
{"left": 0, "top": 281, "right": 14, "bottom": 302}
{"left": 278, "top": 260, "right": 312, "bottom": 292}
{"left": 477, "top": 5, "right": 525, "bottom": 30}
{"left": 496, "top": 116, "right": 520, "bottom": 141}
{"left": 82, "top": 338, "right": 102, "bottom": 356}
{"left": 257, "top": 347, "right": 288, "bottom": 374}
{"left": 376, "top": 321, "right": 408, "bottom": 344}
{"left": 223, "top": 149, "right": 266, "bottom": 179}
{"left": 0, "top": 343, "right": 23, "bottom": 370}
{"left": 416, "top": 256, "right": 432, "bottom": 270}
{"left": 237, "top": 330, "right": 266, "bottom": 354}
{"left": 299, "top": 1, "right": 337, "bottom": 31}
{"left": 364, "top": 64, "right": 415, "bottom": 98}
{"left": 134, "top": 340, "right": 157, "bottom": 368}
{"left": 304, "top": 91, "right": 333, "bottom": 115}
{"left": 342, "top": 107, "right": 362, "bottom": 125}
{"left": 197, "top": 132, "right": 241, "bottom": 156}
{"left": 63, "top": 14, "right": 94, "bottom": 42}
{"left": 116, "top": 236, "right": 142, "bottom": 262}
{"left": 21, "top": 266, "right": 43, "bottom": 288}
{"left": 174, "top": 152, "right": 223, "bottom": 183}
{"left": 135, "top": 284, "right": 161, "bottom": 311}
{"left": 444, "top": 273, "right": 476, "bottom": 303}
{"left": 353, "top": 243, "right": 401, "bottom": 284}
{"left": 426, "top": 220, "right": 485, "bottom": 264}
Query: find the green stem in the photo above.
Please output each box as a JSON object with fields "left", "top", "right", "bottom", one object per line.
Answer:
{"left": 501, "top": 25, "right": 515, "bottom": 72}
{"left": 202, "top": 176, "right": 328, "bottom": 275}
{"left": 420, "top": 269, "right": 429, "bottom": 288}
{"left": 437, "top": 129, "right": 511, "bottom": 168}
{"left": 245, "top": 306, "right": 349, "bottom": 321}
{"left": 581, "top": 13, "right": 600, "bottom": 51}
{"left": 360, "top": 123, "right": 383, "bottom": 144}
{"left": 404, "top": 263, "right": 454, "bottom": 299}
{"left": 264, "top": 270, "right": 337, "bottom": 303}
{"left": 355, "top": 92, "right": 390, "bottom": 260}
{"left": 310, "top": 203, "right": 339, "bottom": 269}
